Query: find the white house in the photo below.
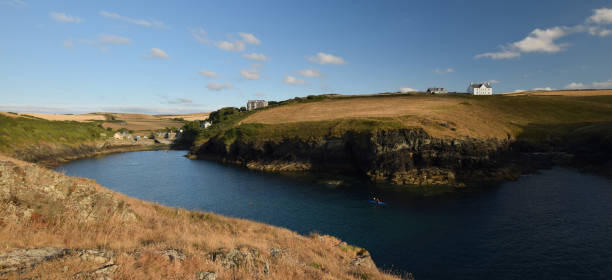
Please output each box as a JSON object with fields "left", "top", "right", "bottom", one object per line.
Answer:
{"left": 467, "top": 82, "right": 493, "bottom": 95}
{"left": 247, "top": 100, "right": 268, "bottom": 111}
{"left": 200, "top": 121, "right": 212, "bottom": 129}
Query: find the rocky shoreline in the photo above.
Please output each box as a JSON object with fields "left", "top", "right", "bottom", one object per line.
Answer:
{"left": 10, "top": 139, "right": 170, "bottom": 168}
{"left": 190, "top": 127, "right": 611, "bottom": 187}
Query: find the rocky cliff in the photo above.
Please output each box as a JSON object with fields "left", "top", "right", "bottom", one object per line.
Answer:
{"left": 193, "top": 128, "right": 523, "bottom": 186}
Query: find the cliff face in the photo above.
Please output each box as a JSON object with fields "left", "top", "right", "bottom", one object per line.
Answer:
{"left": 193, "top": 128, "right": 518, "bottom": 186}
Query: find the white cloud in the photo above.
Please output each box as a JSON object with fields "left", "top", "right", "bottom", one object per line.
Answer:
{"left": 533, "top": 87, "right": 554, "bottom": 91}
{"left": 50, "top": 12, "right": 83, "bottom": 23}
{"left": 190, "top": 28, "right": 208, "bottom": 44}
{"left": 588, "top": 8, "right": 612, "bottom": 24}
{"left": 475, "top": 50, "right": 521, "bottom": 59}
{"left": 216, "top": 40, "right": 246, "bottom": 51}
{"left": 298, "top": 68, "right": 323, "bottom": 78}
{"left": 400, "top": 87, "right": 417, "bottom": 93}
{"left": 284, "top": 75, "right": 305, "bottom": 85}
{"left": 238, "top": 33, "right": 261, "bottom": 45}
{"left": 588, "top": 26, "right": 612, "bottom": 37}
{"left": 308, "top": 52, "right": 346, "bottom": 65}
{"left": 207, "top": 82, "right": 233, "bottom": 91}
{"left": 99, "top": 10, "right": 165, "bottom": 29}
{"left": 144, "top": 48, "right": 169, "bottom": 59}
{"left": 513, "top": 27, "right": 568, "bottom": 53}
{"left": 242, "top": 53, "right": 267, "bottom": 61}
{"left": 564, "top": 82, "right": 586, "bottom": 90}
{"left": 565, "top": 78, "right": 612, "bottom": 89}
{"left": 434, "top": 68, "right": 454, "bottom": 74}
{"left": 198, "top": 70, "right": 219, "bottom": 78}
{"left": 477, "top": 8, "right": 612, "bottom": 60}
{"left": 241, "top": 68, "right": 261, "bottom": 80}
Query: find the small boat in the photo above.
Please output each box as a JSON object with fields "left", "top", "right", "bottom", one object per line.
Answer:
{"left": 368, "top": 200, "right": 387, "bottom": 206}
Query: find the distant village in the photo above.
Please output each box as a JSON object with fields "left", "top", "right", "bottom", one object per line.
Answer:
{"left": 426, "top": 82, "right": 493, "bottom": 95}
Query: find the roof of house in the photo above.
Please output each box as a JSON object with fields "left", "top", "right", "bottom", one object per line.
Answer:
{"left": 470, "top": 83, "right": 492, "bottom": 88}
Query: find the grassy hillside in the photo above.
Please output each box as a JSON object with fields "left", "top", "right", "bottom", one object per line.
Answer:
{"left": 0, "top": 114, "right": 107, "bottom": 155}
{"left": 200, "top": 90, "right": 612, "bottom": 143}
{"left": 0, "top": 155, "right": 399, "bottom": 279}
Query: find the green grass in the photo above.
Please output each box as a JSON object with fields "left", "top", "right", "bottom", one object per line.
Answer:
{"left": 0, "top": 115, "right": 106, "bottom": 154}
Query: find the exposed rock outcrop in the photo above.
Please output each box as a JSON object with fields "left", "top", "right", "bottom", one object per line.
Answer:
{"left": 193, "top": 128, "right": 516, "bottom": 186}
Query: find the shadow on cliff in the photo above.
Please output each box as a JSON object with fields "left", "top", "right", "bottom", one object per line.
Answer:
{"left": 512, "top": 121, "right": 612, "bottom": 178}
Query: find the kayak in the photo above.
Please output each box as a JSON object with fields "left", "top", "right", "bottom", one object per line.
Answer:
{"left": 368, "top": 200, "right": 387, "bottom": 206}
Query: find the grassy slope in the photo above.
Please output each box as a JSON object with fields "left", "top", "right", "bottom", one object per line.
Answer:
{"left": 209, "top": 91, "right": 612, "bottom": 143}
{"left": 0, "top": 155, "right": 398, "bottom": 280}
{"left": 0, "top": 115, "right": 107, "bottom": 155}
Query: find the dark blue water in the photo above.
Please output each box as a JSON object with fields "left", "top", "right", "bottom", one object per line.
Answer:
{"left": 57, "top": 150, "right": 612, "bottom": 280}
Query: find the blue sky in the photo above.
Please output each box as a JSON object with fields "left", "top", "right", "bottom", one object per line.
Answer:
{"left": 1, "top": 0, "right": 611, "bottom": 114}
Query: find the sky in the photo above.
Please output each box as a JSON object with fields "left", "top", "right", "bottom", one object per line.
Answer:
{"left": 1, "top": 0, "right": 612, "bottom": 114}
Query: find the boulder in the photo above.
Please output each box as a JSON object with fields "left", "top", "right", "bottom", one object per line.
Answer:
{"left": 0, "top": 247, "right": 70, "bottom": 274}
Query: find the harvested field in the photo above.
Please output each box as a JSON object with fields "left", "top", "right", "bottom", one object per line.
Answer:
{"left": 242, "top": 91, "right": 612, "bottom": 139}
{"left": 9, "top": 113, "right": 106, "bottom": 122}
{"left": 504, "top": 89, "right": 612, "bottom": 96}
{"left": 157, "top": 113, "right": 209, "bottom": 122}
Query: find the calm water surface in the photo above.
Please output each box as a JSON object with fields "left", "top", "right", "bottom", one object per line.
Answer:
{"left": 57, "top": 150, "right": 612, "bottom": 280}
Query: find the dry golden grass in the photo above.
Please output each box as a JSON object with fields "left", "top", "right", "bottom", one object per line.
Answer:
{"left": 157, "top": 113, "right": 209, "bottom": 122}
{"left": 0, "top": 155, "right": 398, "bottom": 280}
{"left": 504, "top": 89, "right": 612, "bottom": 96}
{"left": 242, "top": 91, "right": 612, "bottom": 140}
{"left": 243, "top": 95, "right": 514, "bottom": 139}
{"left": 15, "top": 113, "right": 106, "bottom": 122}
{"left": 102, "top": 113, "right": 186, "bottom": 132}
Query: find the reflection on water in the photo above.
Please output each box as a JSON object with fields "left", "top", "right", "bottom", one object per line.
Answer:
{"left": 57, "top": 150, "right": 612, "bottom": 280}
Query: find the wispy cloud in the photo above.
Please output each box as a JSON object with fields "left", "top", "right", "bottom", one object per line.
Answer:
{"left": 163, "top": 98, "right": 192, "bottom": 104}
{"left": 1, "top": 0, "right": 27, "bottom": 8}
{"left": 242, "top": 53, "right": 267, "bottom": 61}
{"left": 308, "top": 52, "right": 346, "bottom": 65}
{"left": 297, "top": 68, "right": 323, "bottom": 78}
{"left": 207, "top": 82, "right": 233, "bottom": 91}
{"left": 198, "top": 70, "right": 219, "bottom": 78}
{"left": 238, "top": 33, "right": 261, "bottom": 45}
{"left": 241, "top": 68, "right": 261, "bottom": 80}
{"left": 0, "top": 104, "right": 208, "bottom": 115}
{"left": 400, "top": 87, "right": 417, "bottom": 93}
{"left": 190, "top": 28, "right": 209, "bottom": 44}
{"left": 565, "top": 78, "right": 612, "bottom": 89}
{"left": 216, "top": 40, "right": 245, "bottom": 51}
{"left": 50, "top": 12, "right": 83, "bottom": 23}
{"left": 79, "top": 34, "right": 132, "bottom": 52}
{"left": 434, "top": 68, "right": 454, "bottom": 74}
{"left": 63, "top": 38, "right": 74, "bottom": 48}
{"left": 99, "top": 10, "right": 166, "bottom": 29}
{"left": 143, "top": 48, "right": 169, "bottom": 59}
{"left": 284, "top": 75, "right": 305, "bottom": 85}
